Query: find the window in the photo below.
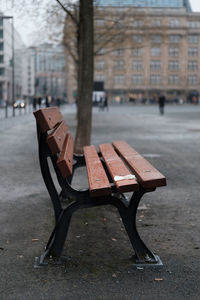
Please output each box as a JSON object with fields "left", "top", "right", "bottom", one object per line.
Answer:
{"left": 169, "top": 35, "right": 180, "bottom": 43}
{"left": 150, "top": 75, "right": 160, "bottom": 85}
{"left": 114, "top": 74, "right": 124, "bottom": 85}
{"left": 133, "top": 48, "right": 143, "bottom": 56}
{"left": 132, "top": 75, "right": 143, "bottom": 84}
{"left": 0, "top": 18, "right": 3, "bottom": 26}
{"left": 188, "top": 21, "right": 200, "bottom": 28}
{"left": 170, "top": 19, "right": 180, "bottom": 27}
{"left": 96, "top": 19, "right": 105, "bottom": 26}
{"left": 95, "top": 60, "right": 105, "bottom": 70}
{"left": 169, "top": 61, "right": 179, "bottom": 71}
{"left": 97, "top": 48, "right": 106, "bottom": 55}
{"left": 133, "top": 60, "right": 142, "bottom": 71}
{"left": 0, "top": 30, "right": 3, "bottom": 39}
{"left": 152, "top": 19, "right": 161, "bottom": 27}
{"left": 151, "top": 47, "right": 160, "bottom": 56}
{"left": 133, "top": 20, "right": 143, "bottom": 27}
{"left": 133, "top": 35, "right": 143, "bottom": 43}
{"left": 189, "top": 35, "right": 198, "bottom": 44}
{"left": 114, "top": 48, "right": 124, "bottom": 56}
{"left": 188, "top": 61, "right": 198, "bottom": 71}
{"left": 151, "top": 35, "right": 162, "bottom": 43}
{"left": 0, "top": 42, "right": 3, "bottom": 51}
{"left": 150, "top": 60, "right": 160, "bottom": 71}
{"left": 0, "top": 55, "right": 3, "bottom": 63}
{"left": 169, "top": 48, "right": 179, "bottom": 56}
{"left": 95, "top": 74, "right": 106, "bottom": 82}
{"left": 0, "top": 67, "right": 4, "bottom": 75}
{"left": 188, "top": 47, "right": 198, "bottom": 56}
{"left": 188, "top": 75, "right": 198, "bottom": 85}
{"left": 168, "top": 75, "right": 179, "bottom": 85}
{"left": 114, "top": 60, "right": 124, "bottom": 69}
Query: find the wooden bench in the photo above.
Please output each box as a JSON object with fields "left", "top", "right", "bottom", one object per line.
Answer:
{"left": 33, "top": 107, "right": 166, "bottom": 267}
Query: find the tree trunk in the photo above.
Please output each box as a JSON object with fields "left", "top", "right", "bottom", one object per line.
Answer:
{"left": 75, "top": 0, "right": 94, "bottom": 154}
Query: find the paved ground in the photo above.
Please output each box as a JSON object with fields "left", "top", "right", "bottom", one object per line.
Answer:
{"left": 0, "top": 103, "right": 200, "bottom": 299}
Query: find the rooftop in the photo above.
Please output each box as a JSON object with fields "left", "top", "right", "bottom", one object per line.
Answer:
{"left": 96, "top": 0, "right": 192, "bottom": 11}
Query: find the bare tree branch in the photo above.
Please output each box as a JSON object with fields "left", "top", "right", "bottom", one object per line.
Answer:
{"left": 55, "top": 0, "right": 79, "bottom": 25}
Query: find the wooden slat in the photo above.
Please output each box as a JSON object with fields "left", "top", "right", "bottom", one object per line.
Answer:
{"left": 47, "top": 121, "right": 68, "bottom": 154}
{"left": 84, "top": 145, "right": 111, "bottom": 197}
{"left": 57, "top": 132, "right": 74, "bottom": 178}
{"left": 33, "top": 107, "right": 63, "bottom": 132}
{"left": 99, "top": 143, "right": 139, "bottom": 193}
{"left": 112, "top": 141, "right": 166, "bottom": 188}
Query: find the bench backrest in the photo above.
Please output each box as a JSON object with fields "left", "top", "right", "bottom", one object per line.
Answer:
{"left": 33, "top": 107, "right": 74, "bottom": 178}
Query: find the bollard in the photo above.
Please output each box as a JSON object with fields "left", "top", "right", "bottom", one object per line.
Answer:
{"left": 5, "top": 102, "right": 8, "bottom": 118}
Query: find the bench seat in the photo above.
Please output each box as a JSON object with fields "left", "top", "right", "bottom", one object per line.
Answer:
{"left": 84, "top": 142, "right": 166, "bottom": 197}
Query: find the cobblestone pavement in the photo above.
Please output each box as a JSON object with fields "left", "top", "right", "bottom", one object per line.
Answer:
{"left": 0, "top": 104, "right": 200, "bottom": 300}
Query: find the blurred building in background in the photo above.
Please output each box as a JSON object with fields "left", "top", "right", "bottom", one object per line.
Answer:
{"left": 0, "top": 13, "right": 14, "bottom": 104}
{"left": 0, "top": 13, "right": 31, "bottom": 105}
{"left": 20, "top": 48, "right": 35, "bottom": 103}
{"left": 30, "top": 43, "right": 67, "bottom": 102}
{"left": 65, "top": 0, "right": 200, "bottom": 103}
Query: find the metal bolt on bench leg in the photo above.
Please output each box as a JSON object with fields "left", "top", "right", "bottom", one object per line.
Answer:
{"left": 132, "top": 254, "right": 163, "bottom": 268}
{"left": 34, "top": 255, "right": 48, "bottom": 268}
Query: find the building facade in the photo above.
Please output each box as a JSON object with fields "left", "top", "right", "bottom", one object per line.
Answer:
{"left": 0, "top": 14, "right": 13, "bottom": 103}
{"left": 0, "top": 13, "right": 26, "bottom": 104}
{"left": 30, "top": 43, "right": 67, "bottom": 101}
{"left": 20, "top": 47, "right": 35, "bottom": 101}
{"left": 66, "top": 0, "right": 200, "bottom": 103}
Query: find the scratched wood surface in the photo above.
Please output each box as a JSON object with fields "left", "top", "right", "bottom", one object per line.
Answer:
{"left": 99, "top": 143, "right": 139, "bottom": 193}
{"left": 46, "top": 121, "right": 68, "bottom": 154}
{"left": 113, "top": 141, "right": 166, "bottom": 188}
{"left": 33, "top": 107, "right": 63, "bottom": 132}
{"left": 57, "top": 132, "right": 74, "bottom": 178}
{"left": 84, "top": 145, "right": 111, "bottom": 197}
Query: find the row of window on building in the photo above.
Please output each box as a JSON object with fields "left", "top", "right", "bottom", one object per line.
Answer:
{"left": 96, "top": 59, "right": 200, "bottom": 71}
{"left": 95, "top": 74, "right": 199, "bottom": 85}
{"left": 132, "top": 34, "right": 199, "bottom": 44}
{"left": 96, "top": 18, "right": 200, "bottom": 28}
{"left": 98, "top": 46, "right": 199, "bottom": 56}
{"left": 36, "top": 54, "right": 65, "bottom": 73}
{"left": 97, "top": 34, "right": 200, "bottom": 44}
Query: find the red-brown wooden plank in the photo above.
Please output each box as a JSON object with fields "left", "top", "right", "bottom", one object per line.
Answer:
{"left": 47, "top": 121, "right": 68, "bottom": 154}
{"left": 84, "top": 145, "right": 111, "bottom": 197}
{"left": 112, "top": 141, "right": 166, "bottom": 188}
{"left": 57, "top": 132, "right": 74, "bottom": 178}
{"left": 33, "top": 107, "right": 63, "bottom": 132}
{"left": 99, "top": 143, "right": 139, "bottom": 193}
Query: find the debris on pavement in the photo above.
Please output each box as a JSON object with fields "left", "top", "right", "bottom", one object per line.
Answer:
{"left": 32, "top": 238, "right": 39, "bottom": 242}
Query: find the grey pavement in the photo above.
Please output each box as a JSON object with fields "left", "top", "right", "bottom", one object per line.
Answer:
{"left": 0, "top": 103, "right": 200, "bottom": 299}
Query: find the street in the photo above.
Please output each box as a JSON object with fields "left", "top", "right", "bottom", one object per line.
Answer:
{"left": 0, "top": 103, "right": 200, "bottom": 299}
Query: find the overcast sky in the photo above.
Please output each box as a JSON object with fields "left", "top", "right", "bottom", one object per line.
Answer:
{"left": 1, "top": 0, "right": 200, "bottom": 46}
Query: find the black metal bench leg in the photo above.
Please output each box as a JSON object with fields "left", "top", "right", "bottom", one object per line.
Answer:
{"left": 47, "top": 202, "right": 81, "bottom": 261}
{"left": 35, "top": 209, "right": 72, "bottom": 267}
{"left": 119, "top": 190, "right": 163, "bottom": 267}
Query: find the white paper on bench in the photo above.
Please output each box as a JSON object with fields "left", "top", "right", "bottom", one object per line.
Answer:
{"left": 114, "top": 174, "right": 136, "bottom": 181}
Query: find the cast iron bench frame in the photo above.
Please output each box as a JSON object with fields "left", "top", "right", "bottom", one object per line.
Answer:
{"left": 33, "top": 107, "right": 166, "bottom": 267}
